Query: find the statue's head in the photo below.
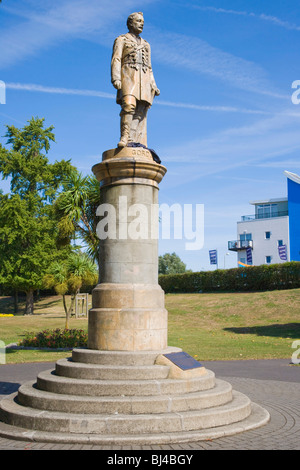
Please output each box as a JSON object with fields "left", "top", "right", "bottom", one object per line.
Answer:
{"left": 127, "top": 12, "right": 144, "bottom": 35}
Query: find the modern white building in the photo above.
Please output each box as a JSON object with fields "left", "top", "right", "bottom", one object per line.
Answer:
{"left": 228, "top": 171, "right": 300, "bottom": 266}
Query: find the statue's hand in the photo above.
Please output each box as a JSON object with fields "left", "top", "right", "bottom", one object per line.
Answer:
{"left": 113, "top": 80, "right": 122, "bottom": 90}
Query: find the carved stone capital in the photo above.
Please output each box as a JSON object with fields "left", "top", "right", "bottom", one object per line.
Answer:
{"left": 92, "top": 147, "right": 167, "bottom": 188}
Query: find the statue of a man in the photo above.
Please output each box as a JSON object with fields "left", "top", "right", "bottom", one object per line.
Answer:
{"left": 111, "top": 12, "right": 160, "bottom": 148}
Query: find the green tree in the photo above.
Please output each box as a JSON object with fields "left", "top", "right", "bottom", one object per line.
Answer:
{"left": 158, "top": 252, "right": 189, "bottom": 275}
{"left": 0, "top": 193, "right": 68, "bottom": 314}
{"left": 0, "top": 117, "right": 72, "bottom": 200}
{"left": 0, "top": 117, "right": 74, "bottom": 314}
{"left": 43, "top": 252, "right": 98, "bottom": 329}
{"left": 54, "top": 169, "right": 100, "bottom": 264}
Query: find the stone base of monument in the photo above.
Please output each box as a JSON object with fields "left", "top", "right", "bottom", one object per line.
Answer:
{"left": 0, "top": 148, "right": 269, "bottom": 444}
{"left": 0, "top": 347, "right": 269, "bottom": 445}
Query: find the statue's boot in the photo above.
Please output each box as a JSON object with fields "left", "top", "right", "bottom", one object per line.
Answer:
{"left": 118, "top": 113, "right": 133, "bottom": 148}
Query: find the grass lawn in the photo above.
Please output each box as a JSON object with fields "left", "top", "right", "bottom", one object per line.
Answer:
{"left": 0, "top": 289, "right": 299, "bottom": 363}
{"left": 0, "top": 295, "right": 89, "bottom": 364}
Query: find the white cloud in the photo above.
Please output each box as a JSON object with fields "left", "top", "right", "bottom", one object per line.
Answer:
{"left": 6, "top": 81, "right": 280, "bottom": 116}
{"left": 5, "top": 82, "right": 115, "bottom": 99}
{"left": 257, "top": 160, "right": 300, "bottom": 169}
{"left": 0, "top": 21, "right": 60, "bottom": 69}
{"left": 0, "top": 0, "right": 156, "bottom": 68}
{"left": 259, "top": 14, "right": 300, "bottom": 31}
{"left": 193, "top": 5, "right": 300, "bottom": 32}
{"left": 24, "top": 0, "right": 137, "bottom": 34}
{"left": 0, "top": 0, "right": 289, "bottom": 103}
{"left": 160, "top": 112, "right": 300, "bottom": 186}
{"left": 0, "top": 112, "right": 25, "bottom": 126}
{"left": 147, "top": 28, "right": 288, "bottom": 100}
{"left": 156, "top": 99, "right": 272, "bottom": 115}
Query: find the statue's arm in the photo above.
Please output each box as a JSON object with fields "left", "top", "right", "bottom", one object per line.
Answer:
{"left": 148, "top": 43, "right": 160, "bottom": 96}
{"left": 111, "top": 37, "right": 123, "bottom": 90}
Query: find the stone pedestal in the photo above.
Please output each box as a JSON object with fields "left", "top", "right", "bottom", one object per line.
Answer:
{"left": 0, "top": 347, "right": 270, "bottom": 445}
{"left": 0, "top": 146, "right": 270, "bottom": 446}
{"left": 88, "top": 147, "right": 168, "bottom": 351}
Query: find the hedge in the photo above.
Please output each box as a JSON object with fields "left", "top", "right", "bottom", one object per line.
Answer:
{"left": 158, "top": 262, "right": 300, "bottom": 293}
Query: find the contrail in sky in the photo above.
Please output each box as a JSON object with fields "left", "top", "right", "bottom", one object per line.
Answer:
{"left": 5, "top": 81, "right": 278, "bottom": 116}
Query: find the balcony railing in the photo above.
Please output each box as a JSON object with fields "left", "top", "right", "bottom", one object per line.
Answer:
{"left": 241, "top": 211, "right": 288, "bottom": 222}
{"left": 228, "top": 240, "right": 253, "bottom": 251}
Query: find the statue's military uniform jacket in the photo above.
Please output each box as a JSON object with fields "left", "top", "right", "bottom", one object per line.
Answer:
{"left": 111, "top": 33, "right": 158, "bottom": 106}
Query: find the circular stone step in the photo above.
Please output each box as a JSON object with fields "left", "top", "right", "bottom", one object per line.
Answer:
{"left": 0, "top": 401, "right": 270, "bottom": 445}
{"left": 17, "top": 379, "right": 233, "bottom": 415}
{"left": 36, "top": 368, "right": 216, "bottom": 397}
{"left": 55, "top": 358, "right": 170, "bottom": 381}
{"left": 0, "top": 390, "right": 251, "bottom": 435}
{"left": 71, "top": 347, "right": 182, "bottom": 366}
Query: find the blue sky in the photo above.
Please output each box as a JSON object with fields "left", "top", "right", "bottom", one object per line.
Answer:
{"left": 1, "top": 0, "right": 300, "bottom": 271}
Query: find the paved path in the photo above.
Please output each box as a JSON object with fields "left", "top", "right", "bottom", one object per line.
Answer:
{"left": 0, "top": 359, "right": 299, "bottom": 450}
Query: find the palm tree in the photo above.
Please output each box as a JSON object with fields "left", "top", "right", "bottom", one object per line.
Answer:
{"left": 44, "top": 252, "right": 98, "bottom": 329}
{"left": 55, "top": 169, "right": 100, "bottom": 264}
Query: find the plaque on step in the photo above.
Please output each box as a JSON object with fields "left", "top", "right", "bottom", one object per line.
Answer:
{"left": 163, "top": 352, "right": 202, "bottom": 371}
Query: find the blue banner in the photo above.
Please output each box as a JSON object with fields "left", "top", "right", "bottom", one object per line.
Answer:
{"left": 278, "top": 245, "right": 287, "bottom": 260}
{"left": 246, "top": 247, "right": 252, "bottom": 265}
{"left": 209, "top": 250, "right": 218, "bottom": 265}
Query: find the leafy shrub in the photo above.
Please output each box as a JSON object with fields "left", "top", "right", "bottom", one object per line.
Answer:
{"left": 159, "top": 262, "right": 300, "bottom": 294}
{"left": 19, "top": 328, "right": 88, "bottom": 349}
